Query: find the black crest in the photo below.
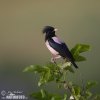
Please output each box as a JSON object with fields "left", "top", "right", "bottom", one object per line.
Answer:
{"left": 42, "top": 26, "right": 55, "bottom": 34}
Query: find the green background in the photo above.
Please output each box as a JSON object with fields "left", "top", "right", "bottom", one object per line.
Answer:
{"left": 0, "top": 0, "right": 100, "bottom": 98}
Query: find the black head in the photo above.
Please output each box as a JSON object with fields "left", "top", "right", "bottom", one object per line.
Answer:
{"left": 42, "top": 26, "right": 57, "bottom": 40}
{"left": 42, "top": 26, "right": 55, "bottom": 34}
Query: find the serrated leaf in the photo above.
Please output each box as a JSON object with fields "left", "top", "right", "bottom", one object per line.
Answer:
{"left": 71, "top": 44, "right": 90, "bottom": 54}
{"left": 71, "top": 44, "right": 90, "bottom": 62}
{"left": 74, "top": 55, "right": 86, "bottom": 62}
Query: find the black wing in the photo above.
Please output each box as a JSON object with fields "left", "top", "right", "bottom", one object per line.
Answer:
{"left": 48, "top": 38, "right": 75, "bottom": 61}
{"left": 48, "top": 38, "right": 78, "bottom": 68}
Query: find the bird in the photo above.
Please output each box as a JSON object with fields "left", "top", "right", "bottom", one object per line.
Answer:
{"left": 42, "top": 26, "right": 78, "bottom": 68}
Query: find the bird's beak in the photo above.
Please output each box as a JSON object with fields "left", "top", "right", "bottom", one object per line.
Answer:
{"left": 54, "top": 28, "right": 58, "bottom": 32}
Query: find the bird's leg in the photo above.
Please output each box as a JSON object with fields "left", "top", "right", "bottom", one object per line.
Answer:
{"left": 51, "top": 55, "right": 56, "bottom": 64}
{"left": 51, "top": 55, "right": 63, "bottom": 76}
{"left": 51, "top": 55, "right": 61, "bottom": 64}
{"left": 51, "top": 57, "right": 56, "bottom": 63}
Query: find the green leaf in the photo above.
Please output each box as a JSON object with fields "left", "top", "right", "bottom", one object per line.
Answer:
{"left": 69, "top": 84, "right": 81, "bottom": 100}
{"left": 30, "top": 89, "right": 63, "bottom": 100}
{"left": 30, "top": 89, "right": 49, "bottom": 100}
{"left": 23, "top": 65, "right": 45, "bottom": 73}
{"left": 71, "top": 44, "right": 90, "bottom": 62}
{"left": 86, "top": 81, "right": 97, "bottom": 90}
{"left": 40, "top": 89, "right": 47, "bottom": 98}
{"left": 23, "top": 65, "right": 36, "bottom": 72}
{"left": 71, "top": 44, "right": 90, "bottom": 54}
{"left": 65, "top": 66, "right": 74, "bottom": 73}
{"left": 62, "top": 62, "right": 74, "bottom": 73}
{"left": 23, "top": 63, "right": 63, "bottom": 86}
{"left": 38, "top": 65, "right": 55, "bottom": 86}
{"left": 85, "top": 91, "right": 92, "bottom": 99}
{"left": 51, "top": 95, "right": 62, "bottom": 100}
{"left": 30, "top": 91, "right": 43, "bottom": 100}
{"left": 61, "top": 62, "right": 71, "bottom": 68}
{"left": 38, "top": 71, "right": 50, "bottom": 86}
{"left": 73, "top": 85, "right": 81, "bottom": 95}
{"left": 63, "top": 94, "right": 67, "bottom": 100}
{"left": 73, "top": 55, "right": 86, "bottom": 62}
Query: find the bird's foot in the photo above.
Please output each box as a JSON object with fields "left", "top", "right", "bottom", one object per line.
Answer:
{"left": 51, "top": 58, "right": 57, "bottom": 64}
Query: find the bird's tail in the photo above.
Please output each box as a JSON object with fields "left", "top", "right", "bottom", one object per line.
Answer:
{"left": 71, "top": 61, "right": 78, "bottom": 68}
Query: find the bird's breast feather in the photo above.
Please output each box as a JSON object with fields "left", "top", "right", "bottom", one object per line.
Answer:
{"left": 45, "top": 41, "right": 59, "bottom": 55}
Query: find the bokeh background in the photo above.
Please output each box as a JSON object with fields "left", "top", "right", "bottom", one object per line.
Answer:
{"left": 0, "top": 0, "right": 100, "bottom": 99}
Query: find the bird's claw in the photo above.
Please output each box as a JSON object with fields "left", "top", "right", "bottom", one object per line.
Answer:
{"left": 51, "top": 58, "right": 56, "bottom": 64}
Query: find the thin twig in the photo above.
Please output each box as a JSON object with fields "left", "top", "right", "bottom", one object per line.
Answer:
{"left": 63, "top": 81, "right": 76, "bottom": 100}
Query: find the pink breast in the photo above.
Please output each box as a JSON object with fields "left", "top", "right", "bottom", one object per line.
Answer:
{"left": 45, "top": 41, "right": 59, "bottom": 55}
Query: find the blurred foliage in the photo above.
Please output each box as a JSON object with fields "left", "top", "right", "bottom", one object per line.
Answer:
{"left": 30, "top": 89, "right": 67, "bottom": 100}
{"left": 23, "top": 44, "right": 100, "bottom": 100}
{"left": 71, "top": 44, "right": 90, "bottom": 62}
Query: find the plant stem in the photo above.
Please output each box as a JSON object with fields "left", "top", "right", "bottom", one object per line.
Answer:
{"left": 63, "top": 81, "right": 76, "bottom": 100}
